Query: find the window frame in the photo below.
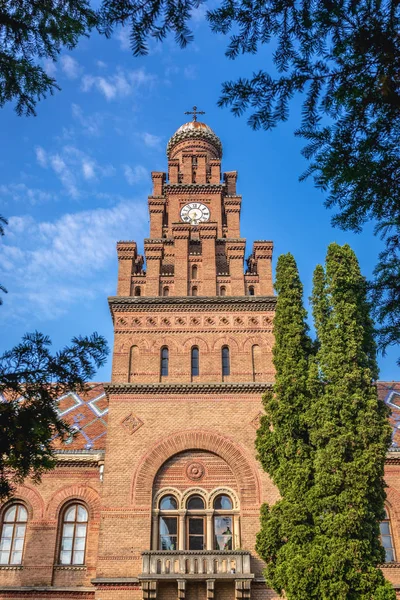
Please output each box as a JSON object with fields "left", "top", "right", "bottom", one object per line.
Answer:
{"left": 158, "top": 494, "right": 178, "bottom": 551}
{"left": 186, "top": 495, "right": 206, "bottom": 550}
{"left": 213, "top": 494, "right": 234, "bottom": 551}
{"left": 380, "top": 508, "right": 396, "bottom": 563}
{"left": 58, "top": 502, "right": 88, "bottom": 566}
{"left": 160, "top": 347, "right": 169, "bottom": 377}
{"left": 222, "top": 346, "right": 230, "bottom": 378}
{"left": 191, "top": 346, "right": 199, "bottom": 378}
{"left": 0, "top": 503, "right": 28, "bottom": 566}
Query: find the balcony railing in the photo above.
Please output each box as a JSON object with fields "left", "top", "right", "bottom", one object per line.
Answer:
{"left": 140, "top": 550, "right": 253, "bottom": 580}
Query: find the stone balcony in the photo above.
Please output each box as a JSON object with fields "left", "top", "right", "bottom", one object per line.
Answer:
{"left": 139, "top": 550, "right": 253, "bottom": 599}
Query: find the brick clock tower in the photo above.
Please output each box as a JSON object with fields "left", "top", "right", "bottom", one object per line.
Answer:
{"left": 100, "top": 111, "right": 278, "bottom": 600}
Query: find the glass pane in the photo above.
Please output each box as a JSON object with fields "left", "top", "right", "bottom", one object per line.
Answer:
{"left": 159, "top": 496, "right": 178, "bottom": 510}
{"left": 160, "top": 536, "right": 177, "bottom": 550}
{"left": 187, "top": 496, "right": 204, "bottom": 510}
{"left": 380, "top": 522, "right": 390, "bottom": 535}
{"left": 63, "top": 524, "right": 75, "bottom": 538}
{"left": 64, "top": 506, "right": 77, "bottom": 522}
{"left": 15, "top": 525, "right": 26, "bottom": 539}
{"left": 17, "top": 506, "right": 28, "bottom": 522}
{"left": 160, "top": 517, "right": 177, "bottom": 536}
{"left": 2, "top": 525, "right": 13, "bottom": 538}
{"left": 75, "top": 524, "right": 87, "bottom": 538}
{"left": 189, "top": 518, "right": 204, "bottom": 535}
{"left": 77, "top": 506, "right": 88, "bottom": 522}
{"left": 214, "top": 516, "right": 233, "bottom": 550}
{"left": 0, "top": 551, "right": 10, "bottom": 564}
{"left": 60, "top": 551, "right": 72, "bottom": 565}
{"left": 10, "top": 551, "right": 22, "bottom": 565}
{"left": 385, "top": 548, "right": 395, "bottom": 562}
{"left": 381, "top": 535, "right": 393, "bottom": 548}
{"left": 4, "top": 506, "right": 16, "bottom": 522}
{"left": 189, "top": 536, "right": 204, "bottom": 550}
{"left": 73, "top": 551, "right": 84, "bottom": 565}
{"left": 62, "top": 537, "right": 73, "bottom": 551}
{"left": 74, "top": 537, "right": 86, "bottom": 551}
{"left": 13, "top": 538, "right": 24, "bottom": 551}
{"left": 214, "top": 495, "right": 233, "bottom": 510}
{"left": 0, "top": 538, "right": 11, "bottom": 551}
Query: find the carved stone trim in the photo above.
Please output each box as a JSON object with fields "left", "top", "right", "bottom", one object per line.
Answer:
{"left": 105, "top": 383, "right": 272, "bottom": 395}
{"left": 109, "top": 296, "right": 276, "bottom": 313}
{"left": 180, "top": 487, "right": 208, "bottom": 510}
{"left": 121, "top": 413, "right": 144, "bottom": 435}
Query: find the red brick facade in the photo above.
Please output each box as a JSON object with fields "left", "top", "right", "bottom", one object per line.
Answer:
{"left": 1, "top": 119, "right": 399, "bottom": 599}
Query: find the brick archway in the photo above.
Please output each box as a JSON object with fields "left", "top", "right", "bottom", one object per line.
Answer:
{"left": 131, "top": 429, "right": 261, "bottom": 508}
{"left": 45, "top": 485, "right": 101, "bottom": 521}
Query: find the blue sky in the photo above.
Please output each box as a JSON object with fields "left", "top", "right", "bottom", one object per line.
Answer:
{"left": 0, "top": 13, "right": 398, "bottom": 381}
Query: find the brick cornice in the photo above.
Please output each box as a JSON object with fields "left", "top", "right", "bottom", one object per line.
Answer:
{"left": 104, "top": 382, "right": 272, "bottom": 395}
{"left": 108, "top": 296, "right": 277, "bottom": 313}
{"left": 165, "top": 184, "right": 224, "bottom": 194}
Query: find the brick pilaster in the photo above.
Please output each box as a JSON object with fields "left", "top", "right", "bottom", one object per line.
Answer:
{"left": 253, "top": 241, "right": 274, "bottom": 295}
{"left": 144, "top": 240, "right": 164, "bottom": 296}
{"left": 200, "top": 223, "right": 218, "bottom": 296}
{"left": 172, "top": 224, "right": 191, "bottom": 296}
{"left": 226, "top": 240, "right": 246, "bottom": 296}
{"left": 116, "top": 241, "right": 137, "bottom": 296}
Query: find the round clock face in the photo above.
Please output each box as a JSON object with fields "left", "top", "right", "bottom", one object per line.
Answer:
{"left": 180, "top": 202, "right": 210, "bottom": 225}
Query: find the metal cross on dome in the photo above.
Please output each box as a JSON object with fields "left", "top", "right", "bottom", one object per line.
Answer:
{"left": 184, "top": 106, "right": 205, "bottom": 122}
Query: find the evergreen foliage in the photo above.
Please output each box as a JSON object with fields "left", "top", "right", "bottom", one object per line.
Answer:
{"left": 0, "top": 331, "right": 108, "bottom": 499}
{"left": 0, "top": 0, "right": 97, "bottom": 116}
{"left": 256, "top": 245, "right": 395, "bottom": 600}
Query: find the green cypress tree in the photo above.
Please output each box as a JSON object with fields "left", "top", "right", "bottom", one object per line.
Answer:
{"left": 255, "top": 253, "right": 315, "bottom": 597}
{"left": 308, "top": 243, "right": 394, "bottom": 599}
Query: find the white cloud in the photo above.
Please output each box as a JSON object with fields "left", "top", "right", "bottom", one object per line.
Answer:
{"left": 116, "top": 27, "right": 131, "bottom": 51}
{"left": 0, "top": 183, "right": 56, "bottom": 206}
{"left": 0, "top": 200, "right": 147, "bottom": 321}
{"left": 43, "top": 59, "right": 57, "bottom": 77}
{"left": 123, "top": 164, "right": 149, "bottom": 185}
{"left": 142, "top": 132, "right": 162, "bottom": 149}
{"left": 35, "top": 146, "right": 47, "bottom": 167}
{"left": 61, "top": 55, "right": 81, "bottom": 79}
{"left": 97, "top": 60, "right": 107, "bottom": 69}
{"left": 81, "top": 67, "right": 156, "bottom": 101}
{"left": 71, "top": 103, "right": 103, "bottom": 137}
{"left": 35, "top": 144, "right": 115, "bottom": 196}
{"left": 184, "top": 65, "right": 197, "bottom": 80}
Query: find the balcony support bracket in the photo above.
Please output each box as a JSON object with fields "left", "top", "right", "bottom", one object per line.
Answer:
{"left": 206, "top": 579, "right": 215, "bottom": 599}
{"left": 142, "top": 580, "right": 158, "bottom": 600}
{"left": 177, "top": 579, "right": 186, "bottom": 599}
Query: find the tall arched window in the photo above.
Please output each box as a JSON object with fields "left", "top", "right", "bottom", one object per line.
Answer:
{"left": 128, "top": 345, "right": 139, "bottom": 382}
{"left": 191, "top": 346, "right": 199, "bottom": 378}
{"left": 163, "top": 286, "right": 169, "bottom": 297}
{"left": 380, "top": 508, "right": 396, "bottom": 562}
{"left": 222, "top": 346, "right": 230, "bottom": 379}
{"left": 0, "top": 504, "right": 27, "bottom": 565}
{"left": 220, "top": 286, "right": 226, "bottom": 297}
{"left": 252, "top": 345, "right": 262, "bottom": 382}
{"left": 192, "top": 286, "right": 198, "bottom": 297}
{"left": 161, "top": 347, "right": 169, "bottom": 377}
{"left": 158, "top": 495, "right": 178, "bottom": 550}
{"left": 248, "top": 286, "right": 255, "bottom": 296}
{"left": 186, "top": 495, "right": 205, "bottom": 550}
{"left": 191, "top": 265, "right": 198, "bottom": 279}
{"left": 59, "top": 504, "right": 88, "bottom": 565}
{"left": 134, "top": 286, "right": 141, "bottom": 296}
{"left": 213, "top": 495, "right": 233, "bottom": 551}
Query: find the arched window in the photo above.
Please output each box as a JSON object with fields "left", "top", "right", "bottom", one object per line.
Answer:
{"left": 134, "top": 286, "right": 141, "bottom": 296}
{"left": 187, "top": 496, "right": 206, "bottom": 550}
{"left": 128, "top": 345, "right": 139, "bottom": 383}
{"left": 158, "top": 495, "right": 178, "bottom": 550}
{"left": 191, "top": 265, "right": 198, "bottom": 279}
{"left": 0, "top": 504, "right": 27, "bottom": 565}
{"left": 220, "top": 286, "right": 226, "bottom": 297}
{"left": 59, "top": 504, "right": 88, "bottom": 565}
{"left": 252, "top": 345, "right": 262, "bottom": 382}
{"left": 191, "top": 346, "right": 199, "bottom": 378}
{"left": 248, "top": 286, "right": 255, "bottom": 296}
{"left": 380, "top": 508, "right": 396, "bottom": 562}
{"left": 222, "top": 346, "right": 230, "bottom": 378}
{"left": 213, "top": 495, "right": 233, "bottom": 550}
{"left": 161, "top": 347, "right": 169, "bottom": 377}
{"left": 163, "top": 286, "right": 169, "bottom": 297}
{"left": 192, "top": 286, "right": 198, "bottom": 297}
